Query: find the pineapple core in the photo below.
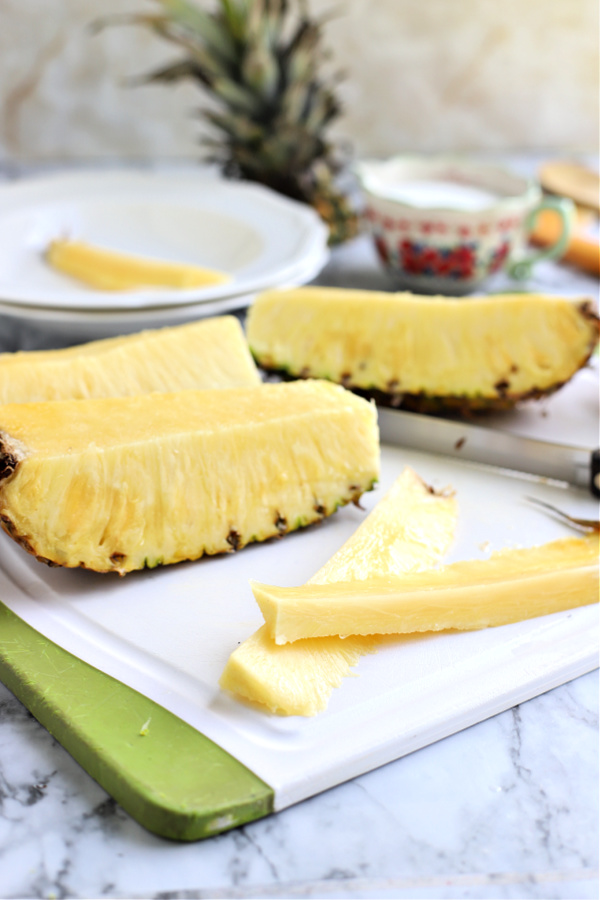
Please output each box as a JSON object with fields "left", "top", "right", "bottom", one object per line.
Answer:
{"left": 0, "top": 316, "right": 260, "bottom": 405}
{"left": 219, "top": 468, "right": 458, "bottom": 715}
{"left": 246, "top": 287, "right": 599, "bottom": 411}
{"left": 253, "top": 534, "right": 599, "bottom": 644}
{"left": 46, "top": 239, "right": 231, "bottom": 291}
{"left": 0, "top": 381, "right": 379, "bottom": 574}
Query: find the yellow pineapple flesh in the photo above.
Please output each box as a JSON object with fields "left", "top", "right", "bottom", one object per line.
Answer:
{"left": 252, "top": 534, "right": 599, "bottom": 644}
{"left": 246, "top": 287, "right": 599, "bottom": 412}
{"left": 46, "top": 239, "right": 231, "bottom": 290}
{"left": 0, "top": 316, "right": 260, "bottom": 405}
{"left": 0, "top": 381, "right": 379, "bottom": 574}
{"left": 219, "top": 468, "right": 457, "bottom": 715}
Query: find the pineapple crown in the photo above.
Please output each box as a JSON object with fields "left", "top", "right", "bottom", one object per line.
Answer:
{"left": 94, "top": 0, "right": 345, "bottom": 193}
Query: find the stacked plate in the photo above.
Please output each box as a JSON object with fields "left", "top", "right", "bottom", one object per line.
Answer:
{"left": 0, "top": 170, "right": 330, "bottom": 339}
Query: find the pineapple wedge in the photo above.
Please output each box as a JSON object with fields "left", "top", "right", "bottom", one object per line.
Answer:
{"left": 219, "top": 468, "right": 458, "bottom": 715}
{"left": 253, "top": 534, "right": 599, "bottom": 644}
{"left": 0, "top": 381, "right": 379, "bottom": 574}
{"left": 46, "top": 239, "right": 231, "bottom": 290}
{"left": 246, "top": 287, "right": 600, "bottom": 412}
{"left": 0, "top": 317, "right": 260, "bottom": 405}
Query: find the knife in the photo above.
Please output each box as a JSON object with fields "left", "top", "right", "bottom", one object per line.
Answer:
{"left": 377, "top": 407, "right": 600, "bottom": 497}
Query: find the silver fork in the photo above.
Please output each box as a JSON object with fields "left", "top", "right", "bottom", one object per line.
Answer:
{"left": 526, "top": 496, "right": 600, "bottom": 533}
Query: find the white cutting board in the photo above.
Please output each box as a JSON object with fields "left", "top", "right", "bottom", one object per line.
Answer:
{"left": 0, "top": 445, "right": 598, "bottom": 811}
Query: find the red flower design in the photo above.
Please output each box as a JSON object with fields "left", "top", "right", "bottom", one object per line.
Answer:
{"left": 374, "top": 234, "right": 389, "bottom": 264}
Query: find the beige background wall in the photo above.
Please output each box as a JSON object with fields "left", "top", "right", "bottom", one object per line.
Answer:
{"left": 0, "top": 0, "right": 598, "bottom": 165}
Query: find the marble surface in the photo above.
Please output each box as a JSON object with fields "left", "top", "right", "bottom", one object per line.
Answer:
{"left": 0, "top": 0, "right": 598, "bottom": 164}
{"left": 0, "top": 163, "right": 599, "bottom": 900}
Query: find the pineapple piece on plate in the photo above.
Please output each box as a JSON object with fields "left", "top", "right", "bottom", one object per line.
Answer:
{"left": 253, "top": 534, "right": 599, "bottom": 645}
{"left": 46, "top": 239, "right": 231, "bottom": 291}
{"left": 0, "top": 381, "right": 379, "bottom": 574}
{"left": 246, "top": 287, "right": 599, "bottom": 413}
{"left": 0, "top": 316, "right": 260, "bottom": 405}
{"left": 219, "top": 468, "right": 458, "bottom": 716}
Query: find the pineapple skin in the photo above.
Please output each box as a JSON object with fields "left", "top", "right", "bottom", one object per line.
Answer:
{"left": 246, "top": 288, "right": 600, "bottom": 412}
{"left": 0, "top": 317, "right": 261, "bottom": 405}
{"left": 219, "top": 468, "right": 458, "bottom": 715}
{"left": 253, "top": 535, "right": 599, "bottom": 644}
{"left": 0, "top": 382, "right": 379, "bottom": 575}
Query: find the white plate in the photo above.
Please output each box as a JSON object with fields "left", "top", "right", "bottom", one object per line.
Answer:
{"left": 0, "top": 444, "right": 597, "bottom": 811}
{"left": 0, "top": 170, "right": 329, "bottom": 311}
{"left": 0, "top": 247, "right": 329, "bottom": 340}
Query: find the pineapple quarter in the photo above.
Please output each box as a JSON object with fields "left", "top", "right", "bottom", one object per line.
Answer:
{"left": 0, "top": 316, "right": 260, "bottom": 405}
{"left": 246, "top": 287, "right": 599, "bottom": 412}
{"left": 253, "top": 534, "right": 599, "bottom": 644}
{"left": 46, "top": 239, "right": 231, "bottom": 291}
{"left": 219, "top": 468, "right": 458, "bottom": 716}
{"left": 0, "top": 381, "right": 379, "bottom": 574}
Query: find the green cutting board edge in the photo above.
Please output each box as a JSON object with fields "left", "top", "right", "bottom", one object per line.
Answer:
{"left": 0, "top": 600, "right": 274, "bottom": 841}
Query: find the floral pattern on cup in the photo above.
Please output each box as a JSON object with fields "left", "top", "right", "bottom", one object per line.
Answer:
{"left": 373, "top": 233, "right": 511, "bottom": 284}
{"left": 357, "top": 157, "right": 573, "bottom": 294}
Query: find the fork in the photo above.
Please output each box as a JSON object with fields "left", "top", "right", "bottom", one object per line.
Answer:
{"left": 526, "top": 496, "right": 600, "bottom": 532}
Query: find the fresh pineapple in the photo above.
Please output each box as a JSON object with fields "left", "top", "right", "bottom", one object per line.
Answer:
{"left": 253, "top": 534, "right": 599, "bottom": 644}
{"left": 0, "top": 381, "right": 378, "bottom": 574}
{"left": 0, "top": 316, "right": 260, "bottom": 405}
{"left": 219, "top": 468, "right": 458, "bottom": 715}
{"left": 246, "top": 287, "right": 600, "bottom": 413}
{"left": 46, "top": 240, "right": 231, "bottom": 291}
{"left": 96, "top": 0, "right": 358, "bottom": 244}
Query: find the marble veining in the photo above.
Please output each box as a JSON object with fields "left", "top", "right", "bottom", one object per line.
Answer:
{"left": 0, "top": 675, "right": 597, "bottom": 899}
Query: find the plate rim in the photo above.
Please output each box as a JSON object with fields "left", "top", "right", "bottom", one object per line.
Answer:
{"left": 0, "top": 169, "right": 329, "bottom": 311}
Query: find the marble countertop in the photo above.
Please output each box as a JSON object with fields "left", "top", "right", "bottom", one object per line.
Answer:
{"left": 0, "top": 163, "right": 598, "bottom": 900}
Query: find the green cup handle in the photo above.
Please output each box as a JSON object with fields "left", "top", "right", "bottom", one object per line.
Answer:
{"left": 508, "top": 195, "right": 574, "bottom": 280}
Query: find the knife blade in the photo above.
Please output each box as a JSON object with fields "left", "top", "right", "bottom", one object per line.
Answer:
{"left": 377, "top": 407, "right": 600, "bottom": 497}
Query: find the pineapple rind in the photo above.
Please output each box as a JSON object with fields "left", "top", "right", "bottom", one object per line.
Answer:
{"left": 0, "top": 317, "right": 261, "bottom": 405}
{"left": 247, "top": 288, "right": 600, "bottom": 411}
{"left": 0, "top": 382, "right": 379, "bottom": 574}
{"left": 219, "top": 468, "right": 458, "bottom": 715}
{"left": 252, "top": 535, "right": 599, "bottom": 644}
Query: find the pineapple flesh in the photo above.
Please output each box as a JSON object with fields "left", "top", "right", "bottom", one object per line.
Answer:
{"left": 46, "top": 239, "right": 231, "bottom": 291}
{"left": 0, "top": 316, "right": 260, "bottom": 405}
{"left": 219, "top": 468, "right": 458, "bottom": 715}
{"left": 0, "top": 381, "right": 379, "bottom": 574}
{"left": 253, "top": 534, "right": 599, "bottom": 644}
{"left": 246, "top": 287, "right": 600, "bottom": 412}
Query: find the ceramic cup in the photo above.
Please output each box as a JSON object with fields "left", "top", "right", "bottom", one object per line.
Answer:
{"left": 355, "top": 156, "right": 573, "bottom": 295}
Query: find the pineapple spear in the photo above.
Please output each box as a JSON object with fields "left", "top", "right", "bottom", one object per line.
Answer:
{"left": 94, "top": 0, "right": 358, "bottom": 244}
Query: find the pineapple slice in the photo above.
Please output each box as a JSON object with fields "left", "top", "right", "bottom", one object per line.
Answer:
{"left": 252, "top": 534, "right": 599, "bottom": 644}
{"left": 46, "top": 239, "right": 231, "bottom": 290}
{"left": 0, "top": 316, "right": 260, "bottom": 405}
{"left": 246, "top": 287, "right": 599, "bottom": 412}
{"left": 219, "top": 468, "right": 458, "bottom": 715}
{"left": 0, "top": 381, "right": 379, "bottom": 574}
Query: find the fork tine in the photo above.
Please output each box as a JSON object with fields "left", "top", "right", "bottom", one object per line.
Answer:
{"left": 526, "top": 496, "right": 600, "bottom": 532}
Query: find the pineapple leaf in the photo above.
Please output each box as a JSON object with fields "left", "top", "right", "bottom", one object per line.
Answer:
{"left": 219, "top": 0, "right": 250, "bottom": 42}
{"left": 203, "top": 109, "right": 264, "bottom": 141}
{"left": 241, "top": 36, "right": 280, "bottom": 101}
{"left": 125, "top": 58, "right": 209, "bottom": 87}
{"left": 99, "top": 0, "right": 357, "bottom": 242}
{"left": 211, "top": 76, "right": 264, "bottom": 115}
{"left": 152, "top": 0, "right": 238, "bottom": 63}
